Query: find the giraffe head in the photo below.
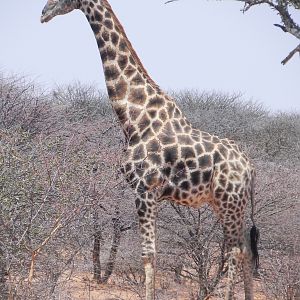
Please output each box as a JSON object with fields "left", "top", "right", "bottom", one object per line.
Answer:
{"left": 41, "top": 0, "right": 80, "bottom": 23}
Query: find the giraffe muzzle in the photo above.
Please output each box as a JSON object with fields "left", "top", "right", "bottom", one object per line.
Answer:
{"left": 41, "top": 1, "right": 58, "bottom": 23}
{"left": 41, "top": 13, "right": 52, "bottom": 23}
{"left": 41, "top": 6, "right": 53, "bottom": 23}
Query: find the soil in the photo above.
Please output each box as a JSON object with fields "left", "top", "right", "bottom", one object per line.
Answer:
{"left": 57, "top": 273, "right": 267, "bottom": 300}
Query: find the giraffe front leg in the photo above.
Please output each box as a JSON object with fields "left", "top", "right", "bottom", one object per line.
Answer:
{"left": 135, "top": 195, "right": 157, "bottom": 300}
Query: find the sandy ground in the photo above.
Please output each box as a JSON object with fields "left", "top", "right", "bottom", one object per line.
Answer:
{"left": 56, "top": 272, "right": 267, "bottom": 300}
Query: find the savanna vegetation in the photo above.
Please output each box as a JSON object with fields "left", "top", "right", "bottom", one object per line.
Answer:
{"left": 0, "top": 72, "right": 299, "bottom": 299}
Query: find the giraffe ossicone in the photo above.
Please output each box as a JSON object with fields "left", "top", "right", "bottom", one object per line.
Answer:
{"left": 41, "top": 1, "right": 260, "bottom": 299}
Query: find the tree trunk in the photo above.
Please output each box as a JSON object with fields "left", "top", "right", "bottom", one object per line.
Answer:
{"left": 0, "top": 248, "right": 8, "bottom": 300}
{"left": 99, "top": 217, "right": 121, "bottom": 284}
{"left": 197, "top": 260, "right": 209, "bottom": 300}
{"left": 92, "top": 224, "right": 102, "bottom": 282}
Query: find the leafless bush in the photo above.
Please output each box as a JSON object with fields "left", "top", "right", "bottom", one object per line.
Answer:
{"left": 158, "top": 203, "right": 225, "bottom": 299}
{"left": 255, "top": 113, "right": 300, "bottom": 162}
{"left": 0, "top": 74, "right": 131, "bottom": 299}
{"left": 0, "top": 73, "right": 53, "bottom": 135}
{"left": 264, "top": 253, "right": 300, "bottom": 300}
{"left": 252, "top": 161, "right": 300, "bottom": 300}
{"left": 173, "top": 90, "right": 267, "bottom": 141}
{"left": 261, "top": 209, "right": 300, "bottom": 300}
{"left": 52, "top": 82, "right": 111, "bottom": 122}
{"left": 1, "top": 73, "right": 299, "bottom": 299}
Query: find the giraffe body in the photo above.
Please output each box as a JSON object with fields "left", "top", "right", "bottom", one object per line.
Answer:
{"left": 41, "top": 1, "right": 259, "bottom": 299}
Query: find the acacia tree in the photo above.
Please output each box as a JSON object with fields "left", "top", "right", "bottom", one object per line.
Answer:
{"left": 165, "top": 0, "right": 300, "bottom": 64}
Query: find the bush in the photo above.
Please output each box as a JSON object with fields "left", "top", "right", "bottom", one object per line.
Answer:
{"left": 1, "top": 73, "right": 299, "bottom": 299}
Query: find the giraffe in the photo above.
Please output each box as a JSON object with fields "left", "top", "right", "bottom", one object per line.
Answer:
{"left": 41, "top": 1, "right": 260, "bottom": 299}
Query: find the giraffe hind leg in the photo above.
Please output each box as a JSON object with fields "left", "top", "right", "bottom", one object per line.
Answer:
{"left": 222, "top": 215, "right": 246, "bottom": 300}
{"left": 243, "top": 247, "right": 254, "bottom": 300}
{"left": 243, "top": 225, "right": 260, "bottom": 300}
{"left": 225, "top": 229, "right": 256, "bottom": 300}
{"left": 225, "top": 244, "right": 242, "bottom": 300}
{"left": 135, "top": 194, "right": 157, "bottom": 300}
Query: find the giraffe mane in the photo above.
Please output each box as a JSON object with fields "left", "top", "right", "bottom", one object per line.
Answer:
{"left": 101, "top": 0, "right": 160, "bottom": 90}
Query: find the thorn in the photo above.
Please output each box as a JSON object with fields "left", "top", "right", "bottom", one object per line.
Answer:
{"left": 274, "top": 23, "right": 288, "bottom": 32}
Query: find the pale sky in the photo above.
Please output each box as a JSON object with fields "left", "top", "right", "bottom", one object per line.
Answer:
{"left": 0, "top": 0, "right": 299, "bottom": 112}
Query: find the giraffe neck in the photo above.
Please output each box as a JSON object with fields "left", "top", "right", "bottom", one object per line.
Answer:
{"left": 80, "top": 0, "right": 164, "bottom": 139}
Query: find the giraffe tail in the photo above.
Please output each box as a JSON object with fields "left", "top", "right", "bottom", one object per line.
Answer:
{"left": 250, "top": 167, "right": 259, "bottom": 271}
{"left": 250, "top": 225, "right": 260, "bottom": 271}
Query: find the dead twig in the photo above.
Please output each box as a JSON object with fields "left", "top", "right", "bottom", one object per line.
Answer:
{"left": 28, "top": 218, "right": 63, "bottom": 283}
{"left": 281, "top": 43, "right": 300, "bottom": 65}
{"left": 165, "top": 0, "right": 179, "bottom": 4}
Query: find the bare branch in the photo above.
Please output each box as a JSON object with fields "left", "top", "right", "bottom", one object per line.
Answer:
{"left": 281, "top": 43, "right": 300, "bottom": 64}
{"left": 165, "top": 0, "right": 179, "bottom": 3}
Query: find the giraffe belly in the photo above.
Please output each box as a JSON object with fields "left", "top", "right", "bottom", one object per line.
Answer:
{"left": 159, "top": 181, "right": 212, "bottom": 208}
